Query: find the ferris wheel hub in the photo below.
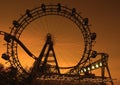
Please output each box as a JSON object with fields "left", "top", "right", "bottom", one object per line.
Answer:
{"left": 46, "top": 33, "right": 53, "bottom": 45}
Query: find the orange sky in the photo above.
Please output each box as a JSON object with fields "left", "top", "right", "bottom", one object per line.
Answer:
{"left": 0, "top": 0, "right": 120, "bottom": 84}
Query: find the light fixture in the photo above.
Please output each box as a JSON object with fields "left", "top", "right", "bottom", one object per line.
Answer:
{"left": 84, "top": 68, "right": 87, "bottom": 72}
{"left": 81, "top": 70, "right": 83, "bottom": 73}
{"left": 99, "top": 62, "right": 102, "bottom": 66}
{"left": 95, "top": 64, "right": 99, "bottom": 68}
{"left": 87, "top": 67, "right": 90, "bottom": 71}
{"left": 92, "top": 65, "right": 95, "bottom": 69}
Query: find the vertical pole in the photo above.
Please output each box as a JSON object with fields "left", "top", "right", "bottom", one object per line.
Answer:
{"left": 101, "top": 54, "right": 105, "bottom": 85}
{"left": 51, "top": 46, "right": 60, "bottom": 74}
{"left": 106, "top": 64, "right": 114, "bottom": 85}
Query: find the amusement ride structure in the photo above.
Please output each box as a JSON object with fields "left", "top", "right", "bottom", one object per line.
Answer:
{"left": 0, "top": 4, "right": 114, "bottom": 85}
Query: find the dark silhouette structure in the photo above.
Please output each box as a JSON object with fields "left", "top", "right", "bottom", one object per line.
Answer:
{"left": 0, "top": 4, "right": 114, "bottom": 85}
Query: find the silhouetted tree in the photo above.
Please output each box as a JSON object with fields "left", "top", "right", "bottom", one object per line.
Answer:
{"left": 0, "top": 63, "right": 19, "bottom": 85}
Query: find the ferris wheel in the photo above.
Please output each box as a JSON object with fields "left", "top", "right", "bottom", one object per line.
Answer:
{"left": 0, "top": 3, "right": 114, "bottom": 85}
{"left": 0, "top": 4, "right": 96, "bottom": 72}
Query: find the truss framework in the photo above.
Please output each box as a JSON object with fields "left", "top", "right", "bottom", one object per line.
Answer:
{"left": 0, "top": 4, "right": 114, "bottom": 85}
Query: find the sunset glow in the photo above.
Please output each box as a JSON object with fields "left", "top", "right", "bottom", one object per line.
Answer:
{"left": 0, "top": 0, "right": 120, "bottom": 84}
